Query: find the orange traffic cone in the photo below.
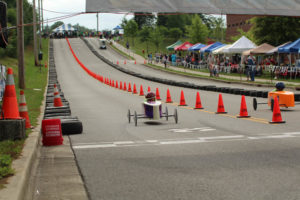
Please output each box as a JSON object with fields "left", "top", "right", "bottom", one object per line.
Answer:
{"left": 139, "top": 85, "right": 144, "bottom": 96}
{"left": 45, "top": 61, "right": 48, "bottom": 68}
{"left": 19, "top": 90, "right": 32, "bottom": 129}
{"left": 156, "top": 88, "right": 161, "bottom": 100}
{"left": 115, "top": 80, "right": 118, "bottom": 88}
{"left": 109, "top": 79, "right": 112, "bottom": 86}
{"left": 194, "top": 92, "right": 204, "bottom": 109}
{"left": 148, "top": 86, "right": 151, "bottom": 92}
{"left": 133, "top": 84, "right": 137, "bottom": 94}
{"left": 1, "top": 68, "right": 20, "bottom": 119}
{"left": 166, "top": 89, "right": 173, "bottom": 103}
{"left": 216, "top": 94, "right": 227, "bottom": 114}
{"left": 120, "top": 81, "right": 123, "bottom": 90}
{"left": 112, "top": 80, "right": 115, "bottom": 87}
{"left": 128, "top": 83, "right": 132, "bottom": 92}
{"left": 179, "top": 90, "right": 187, "bottom": 106}
{"left": 117, "top": 60, "right": 119, "bottom": 65}
{"left": 53, "top": 84, "right": 63, "bottom": 107}
{"left": 123, "top": 82, "right": 127, "bottom": 91}
{"left": 144, "top": 60, "right": 146, "bottom": 64}
{"left": 269, "top": 97, "right": 285, "bottom": 124}
{"left": 124, "top": 60, "right": 127, "bottom": 65}
{"left": 237, "top": 95, "right": 250, "bottom": 118}
{"left": 134, "top": 60, "right": 137, "bottom": 64}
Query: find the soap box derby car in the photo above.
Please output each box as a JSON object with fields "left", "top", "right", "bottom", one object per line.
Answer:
{"left": 253, "top": 82, "right": 299, "bottom": 111}
{"left": 127, "top": 92, "right": 178, "bottom": 126}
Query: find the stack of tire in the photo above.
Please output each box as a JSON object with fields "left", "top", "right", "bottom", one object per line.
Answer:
{"left": 44, "top": 40, "right": 83, "bottom": 135}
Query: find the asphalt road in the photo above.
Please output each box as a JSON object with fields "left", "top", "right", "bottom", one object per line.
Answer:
{"left": 54, "top": 38, "right": 300, "bottom": 200}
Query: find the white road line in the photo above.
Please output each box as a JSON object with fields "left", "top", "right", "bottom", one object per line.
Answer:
{"left": 199, "top": 129, "right": 216, "bottom": 132}
{"left": 160, "top": 140, "right": 204, "bottom": 145}
{"left": 199, "top": 135, "right": 245, "bottom": 140}
{"left": 145, "top": 140, "right": 158, "bottom": 143}
{"left": 114, "top": 141, "right": 135, "bottom": 145}
{"left": 284, "top": 132, "right": 300, "bottom": 135}
{"left": 73, "top": 144, "right": 116, "bottom": 149}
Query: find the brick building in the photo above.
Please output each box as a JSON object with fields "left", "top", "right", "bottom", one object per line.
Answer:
{"left": 226, "top": 14, "right": 257, "bottom": 42}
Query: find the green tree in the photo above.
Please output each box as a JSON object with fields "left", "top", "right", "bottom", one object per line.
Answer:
{"left": 134, "top": 12, "right": 155, "bottom": 30}
{"left": 124, "top": 19, "right": 138, "bottom": 46}
{"left": 169, "top": 28, "right": 182, "bottom": 41}
{"left": 50, "top": 21, "right": 64, "bottom": 31}
{"left": 139, "top": 26, "right": 152, "bottom": 53}
{"left": 251, "top": 16, "right": 300, "bottom": 46}
{"left": 186, "top": 14, "right": 209, "bottom": 44}
{"left": 210, "top": 16, "right": 226, "bottom": 42}
{"left": 151, "top": 27, "right": 164, "bottom": 52}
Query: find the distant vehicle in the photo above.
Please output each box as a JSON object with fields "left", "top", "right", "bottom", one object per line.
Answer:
{"left": 99, "top": 39, "right": 107, "bottom": 49}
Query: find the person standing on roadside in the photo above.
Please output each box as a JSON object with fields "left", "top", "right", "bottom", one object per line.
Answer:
{"left": 208, "top": 54, "right": 214, "bottom": 77}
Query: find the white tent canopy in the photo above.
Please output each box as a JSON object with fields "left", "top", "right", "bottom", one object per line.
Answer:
{"left": 222, "top": 36, "right": 256, "bottom": 54}
{"left": 212, "top": 44, "right": 231, "bottom": 54}
{"left": 52, "top": 24, "right": 76, "bottom": 33}
{"left": 86, "top": 0, "right": 300, "bottom": 16}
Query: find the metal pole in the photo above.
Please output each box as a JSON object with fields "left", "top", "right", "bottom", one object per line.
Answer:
{"left": 97, "top": 13, "right": 99, "bottom": 36}
{"left": 32, "top": 0, "right": 38, "bottom": 66}
{"left": 38, "top": 0, "right": 42, "bottom": 50}
{"left": 17, "top": 0, "right": 25, "bottom": 89}
{"left": 41, "top": 0, "right": 44, "bottom": 32}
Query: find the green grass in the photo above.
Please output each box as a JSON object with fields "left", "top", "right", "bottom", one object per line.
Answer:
{"left": 0, "top": 38, "right": 49, "bottom": 184}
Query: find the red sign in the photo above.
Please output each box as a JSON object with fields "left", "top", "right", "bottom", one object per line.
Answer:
{"left": 42, "top": 119, "right": 63, "bottom": 146}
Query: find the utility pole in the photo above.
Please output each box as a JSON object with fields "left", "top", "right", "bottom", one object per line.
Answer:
{"left": 17, "top": 0, "right": 25, "bottom": 89}
{"left": 38, "top": 0, "right": 42, "bottom": 50}
{"left": 41, "top": 0, "right": 43, "bottom": 32}
{"left": 96, "top": 13, "right": 99, "bottom": 36}
{"left": 32, "top": 0, "right": 38, "bottom": 66}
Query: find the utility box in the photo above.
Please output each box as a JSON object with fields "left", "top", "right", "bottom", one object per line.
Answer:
{"left": 0, "top": 119, "right": 26, "bottom": 141}
{"left": 38, "top": 51, "right": 43, "bottom": 61}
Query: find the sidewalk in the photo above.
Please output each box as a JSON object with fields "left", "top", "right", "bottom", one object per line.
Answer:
{"left": 112, "top": 41, "right": 300, "bottom": 87}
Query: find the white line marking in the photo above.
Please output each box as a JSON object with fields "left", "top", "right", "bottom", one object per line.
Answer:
{"left": 160, "top": 140, "right": 204, "bottom": 145}
{"left": 199, "top": 135, "right": 244, "bottom": 140}
{"left": 146, "top": 140, "right": 158, "bottom": 143}
{"left": 199, "top": 129, "right": 216, "bottom": 132}
{"left": 284, "top": 132, "right": 300, "bottom": 135}
{"left": 73, "top": 144, "right": 116, "bottom": 149}
{"left": 114, "top": 141, "right": 135, "bottom": 145}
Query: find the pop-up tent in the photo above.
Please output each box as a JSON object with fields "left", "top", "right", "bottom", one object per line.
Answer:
{"left": 278, "top": 38, "right": 300, "bottom": 53}
{"left": 200, "top": 42, "right": 223, "bottom": 53}
{"left": 52, "top": 24, "right": 76, "bottom": 33}
{"left": 188, "top": 43, "right": 206, "bottom": 51}
{"left": 174, "top": 42, "right": 194, "bottom": 51}
{"left": 222, "top": 36, "right": 256, "bottom": 54}
{"left": 266, "top": 42, "right": 291, "bottom": 54}
{"left": 166, "top": 40, "right": 183, "bottom": 51}
{"left": 242, "top": 43, "right": 275, "bottom": 56}
{"left": 212, "top": 44, "right": 231, "bottom": 54}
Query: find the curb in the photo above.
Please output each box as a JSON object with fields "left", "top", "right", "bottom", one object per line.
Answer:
{"left": 0, "top": 64, "right": 48, "bottom": 200}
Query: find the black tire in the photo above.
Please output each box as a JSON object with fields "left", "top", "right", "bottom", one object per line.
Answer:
{"left": 61, "top": 120, "right": 83, "bottom": 135}
{"left": 174, "top": 109, "right": 178, "bottom": 124}
{"left": 271, "top": 98, "right": 274, "bottom": 111}
{"left": 127, "top": 109, "right": 131, "bottom": 123}
{"left": 134, "top": 111, "right": 138, "bottom": 126}
{"left": 165, "top": 107, "right": 168, "bottom": 121}
{"left": 253, "top": 98, "right": 257, "bottom": 111}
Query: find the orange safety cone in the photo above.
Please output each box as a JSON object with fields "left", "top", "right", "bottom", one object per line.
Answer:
{"left": 179, "top": 90, "right": 187, "bottom": 106}
{"left": 216, "top": 94, "right": 227, "bottom": 114}
{"left": 109, "top": 79, "right": 112, "bottom": 86}
{"left": 117, "top": 60, "right": 119, "bottom": 65}
{"left": 1, "top": 68, "right": 20, "bottom": 119}
{"left": 115, "top": 80, "right": 118, "bottom": 88}
{"left": 128, "top": 83, "right": 132, "bottom": 92}
{"left": 19, "top": 90, "right": 32, "bottom": 129}
{"left": 53, "top": 84, "right": 63, "bottom": 107}
{"left": 45, "top": 61, "right": 48, "bottom": 68}
{"left": 194, "top": 92, "right": 204, "bottom": 109}
{"left": 123, "top": 82, "right": 127, "bottom": 91}
{"left": 124, "top": 60, "right": 127, "bottom": 65}
{"left": 134, "top": 60, "right": 137, "bottom": 64}
{"left": 166, "top": 89, "right": 173, "bottom": 103}
{"left": 139, "top": 85, "right": 144, "bottom": 96}
{"left": 269, "top": 97, "right": 285, "bottom": 124}
{"left": 144, "top": 60, "right": 146, "bottom": 64}
{"left": 112, "top": 80, "right": 115, "bottom": 87}
{"left": 120, "top": 81, "right": 123, "bottom": 90}
{"left": 148, "top": 86, "right": 151, "bottom": 92}
{"left": 237, "top": 95, "right": 250, "bottom": 118}
{"left": 156, "top": 88, "right": 161, "bottom": 100}
{"left": 133, "top": 84, "right": 138, "bottom": 94}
